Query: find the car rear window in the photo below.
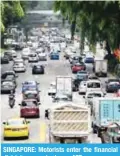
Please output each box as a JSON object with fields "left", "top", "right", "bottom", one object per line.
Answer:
{"left": 87, "top": 82, "right": 101, "bottom": 88}
{"left": 22, "top": 101, "right": 37, "bottom": 106}
{"left": 8, "top": 120, "right": 24, "bottom": 125}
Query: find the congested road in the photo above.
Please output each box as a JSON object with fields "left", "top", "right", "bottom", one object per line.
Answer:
{"left": 1, "top": 31, "right": 115, "bottom": 144}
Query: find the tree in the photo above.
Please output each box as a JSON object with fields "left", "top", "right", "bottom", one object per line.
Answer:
{"left": 53, "top": 1, "right": 120, "bottom": 53}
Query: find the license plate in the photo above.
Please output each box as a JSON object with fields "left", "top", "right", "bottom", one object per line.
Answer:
{"left": 12, "top": 129, "right": 19, "bottom": 131}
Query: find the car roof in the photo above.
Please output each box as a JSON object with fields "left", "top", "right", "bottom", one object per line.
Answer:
{"left": 87, "top": 80, "right": 101, "bottom": 83}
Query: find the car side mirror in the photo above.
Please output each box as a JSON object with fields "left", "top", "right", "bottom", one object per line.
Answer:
{"left": 3, "top": 122, "right": 6, "bottom": 124}
{"left": 38, "top": 102, "right": 41, "bottom": 105}
{"left": 83, "top": 96, "right": 85, "bottom": 98}
{"left": 19, "top": 104, "right": 21, "bottom": 106}
{"left": 27, "top": 121, "right": 30, "bottom": 124}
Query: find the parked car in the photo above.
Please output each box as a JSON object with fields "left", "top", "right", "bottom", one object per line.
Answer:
{"left": 72, "top": 63, "right": 86, "bottom": 73}
{"left": 13, "top": 63, "right": 26, "bottom": 72}
{"left": 1, "top": 71, "right": 18, "bottom": 80}
{"left": 1, "top": 81, "right": 16, "bottom": 94}
{"left": 1, "top": 56, "right": 9, "bottom": 64}
{"left": 19, "top": 99, "right": 40, "bottom": 118}
{"left": 32, "top": 65, "right": 44, "bottom": 74}
{"left": 23, "top": 90, "right": 40, "bottom": 102}
{"left": 3, "top": 118, "right": 30, "bottom": 140}
{"left": 2, "top": 74, "right": 17, "bottom": 86}
{"left": 4, "top": 50, "right": 17, "bottom": 60}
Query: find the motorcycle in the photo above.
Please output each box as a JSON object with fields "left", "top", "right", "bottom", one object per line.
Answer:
{"left": 9, "top": 95, "right": 15, "bottom": 108}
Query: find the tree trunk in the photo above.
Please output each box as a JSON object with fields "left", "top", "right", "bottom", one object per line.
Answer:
{"left": 62, "top": 18, "right": 65, "bottom": 27}
{"left": 1, "top": 34, "right": 4, "bottom": 48}
{"left": 70, "top": 15, "right": 76, "bottom": 40}
{"left": 105, "top": 40, "right": 111, "bottom": 55}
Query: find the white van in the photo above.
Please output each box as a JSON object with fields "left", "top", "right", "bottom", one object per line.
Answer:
{"left": 86, "top": 80, "right": 102, "bottom": 92}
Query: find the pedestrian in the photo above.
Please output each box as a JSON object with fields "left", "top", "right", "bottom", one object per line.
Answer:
{"left": 45, "top": 109, "right": 49, "bottom": 119}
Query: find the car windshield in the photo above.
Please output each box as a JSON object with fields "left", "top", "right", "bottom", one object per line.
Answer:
{"left": 35, "top": 65, "right": 42, "bottom": 69}
{"left": 24, "top": 93, "right": 37, "bottom": 98}
{"left": 8, "top": 120, "right": 24, "bottom": 125}
{"left": 109, "top": 79, "right": 119, "bottom": 83}
{"left": 77, "top": 74, "right": 87, "bottom": 78}
{"left": 55, "top": 94, "right": 68, "bottom": 100}
{"left": 22, "top": 101, "right": 37, "bottom": 106}
{"left": 78, "top": 71, "right": 87, "bottom": 74}
{"left": 14, "top": 60, "right": 23, "bottom": 63}
{"left": 14, "top": 63, "right": 24, "bottom": 66}
{"left": 30, "top": 54, "right": 36, "bottom": 57}
{"left": 87, "top": 82, "right": 100, "bottom": 88}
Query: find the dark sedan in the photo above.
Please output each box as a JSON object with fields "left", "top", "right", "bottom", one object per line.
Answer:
{"left": 1, "top": 56, "right": 9, "bottom": 64}
{"left": 32, "top": 65, "right": 44, "bottom": 74}
{"left": 1, "top": 71, "right": 18, "bottom": 85}
{"left": 106, "top": 82, "right": 120, "bottom": 93}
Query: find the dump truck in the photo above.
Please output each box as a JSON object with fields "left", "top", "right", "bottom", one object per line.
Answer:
{"left": 56, "top": 76, "right": 72, "bottom": 101}
{"left": 92, "top": 97, "right": 120, "bottom": 138}
{"left": 49, "top": 103, "right": 91, "bottom": 143}
{"left": 93, "top": 59, "right": 107, "bottom": 77}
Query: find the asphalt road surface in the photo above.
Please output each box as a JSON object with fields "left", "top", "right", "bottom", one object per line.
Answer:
{"left": 1, "top": 44, "right": 114, "bottom": 143}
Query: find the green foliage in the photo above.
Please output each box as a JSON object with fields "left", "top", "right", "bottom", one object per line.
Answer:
{"left": 1, "top": 1, "right": 26, "bottom": 32}
{"left": 53, "top": 1, "right": 120, "bottom": 51}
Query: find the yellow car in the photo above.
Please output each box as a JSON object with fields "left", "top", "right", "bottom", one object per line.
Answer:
{"left": 3, "top": 118, "right": 30, "bottom": 140}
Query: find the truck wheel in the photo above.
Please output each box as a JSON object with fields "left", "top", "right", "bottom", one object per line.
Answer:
{"left": 93, "top": 125, "right": 97, "bottom": 134}
{"left": 97, "top": 128, "right": 101, "bottom": 138}
{"left": 50, "top": 135, "right": 56, "bottom": 143}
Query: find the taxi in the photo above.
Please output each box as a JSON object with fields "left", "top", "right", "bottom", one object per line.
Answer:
{"left": 3, "top": 118, "right": 30, "bottom": 140}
